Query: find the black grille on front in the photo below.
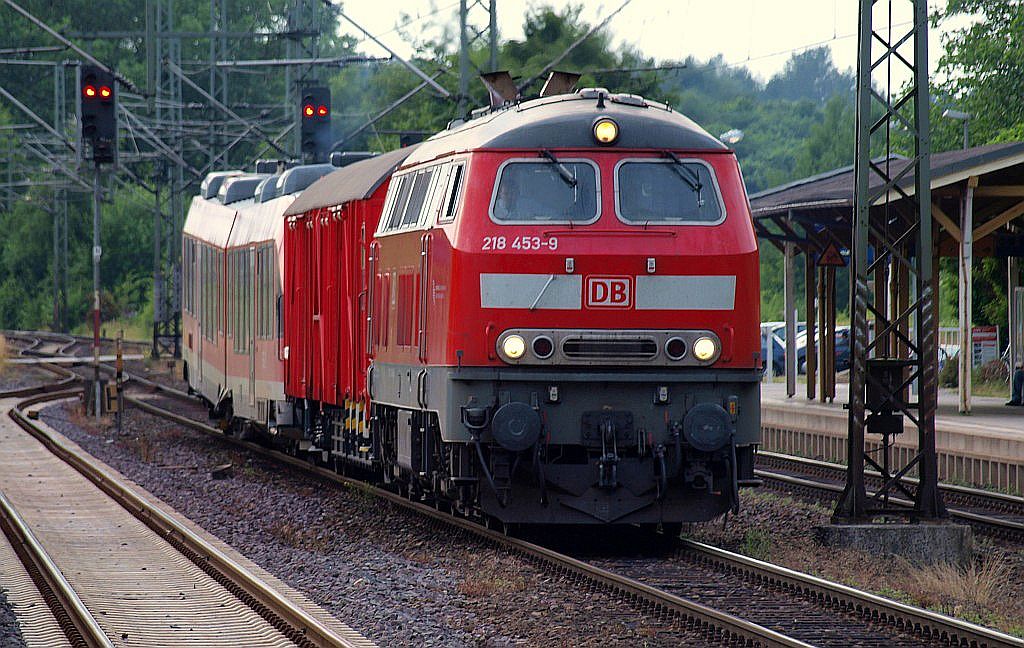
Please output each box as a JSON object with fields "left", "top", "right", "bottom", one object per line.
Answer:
{"left": 561, "top": 337, "right": 658, "bottom": 359}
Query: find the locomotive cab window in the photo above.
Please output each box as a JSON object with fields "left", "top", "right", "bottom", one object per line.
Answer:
{"left": 437, "top": 162, "right": 465, "bottom": 224}
{"left": 490, "top": 159, "right": 599, "bottom": 223}
{"left": 615, "top": 159, "right": 724, "bottom": 224}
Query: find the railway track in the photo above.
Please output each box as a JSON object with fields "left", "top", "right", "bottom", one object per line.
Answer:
{"left": 122, "top": 387, "right": 1024, "bottom": 648}
{"left": 0, "top": 377, "right": 370, "bottom": 645}
{"left": 11, "top": 330, "right": 1023, "bottom": 646}
{"left": 755, "top": 451, "right": 1024, "bottom": 542}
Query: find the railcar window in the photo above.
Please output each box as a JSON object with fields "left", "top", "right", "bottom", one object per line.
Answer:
{"left": 616, "top": 160, "right": 723, "bottom": 224}
{"left": 491, "top": 161, "right": 598, "bottom": 223}
{"left": 400, "top": 169, "right": 435, "bottom": 228}
{"left": 384, "top": 175, "right": 412, "bottom": 230}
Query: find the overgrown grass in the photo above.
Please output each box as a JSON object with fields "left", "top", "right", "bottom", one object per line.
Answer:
{"left": 907, "top": 557, "right": 1009, "bottom": 623}
{"left": 71, "top": 316, "right": 150, "bottom": 343}
{"left": 739, "top": 528, "right": 772, "bottom": 561}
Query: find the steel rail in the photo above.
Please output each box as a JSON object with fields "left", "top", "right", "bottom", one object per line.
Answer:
{"left": 9, "top": 391, "right": 370, "bottom": 648}
{"left": 755, "top": 458, "right": 1024, "bottom": 541}
{"left": 0, "top": 333, "right": 80, "bottom": 397}
{"left": 124, "top": 394, "right": 809, "bottom": 648}
{"left": 757, "top": 468, "right": 1024, "bottom": 542}
{"left": 0, "top": 490, "right": 113, "bottom": 647}
{"left": 679, "top": 538, "right": 1024, "bottom": 648}
{"left": 758, "top": 450, "right": 1024, "bottom": 511}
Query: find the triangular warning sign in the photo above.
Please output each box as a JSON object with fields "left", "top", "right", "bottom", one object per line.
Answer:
{"left": 817, "top": 242, "right": 846, "bottom": 267}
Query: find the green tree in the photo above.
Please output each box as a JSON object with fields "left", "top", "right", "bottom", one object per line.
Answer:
{"left": 933, "top": 0, "right": 1024, "bottom": 145}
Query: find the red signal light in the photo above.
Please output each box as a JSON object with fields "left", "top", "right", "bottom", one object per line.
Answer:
{"left": 99, "top": 86, "right": 112, "bottom": 98}
{"left": 83, "top": 85, "right": 96, "bottom": 98}
{"left": 316, "top": 104, "right": 328, "bottom": 117}
{"left": 303, "top": 104, "right": 314, "bottom": 117}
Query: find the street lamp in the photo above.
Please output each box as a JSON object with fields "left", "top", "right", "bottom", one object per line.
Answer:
{"left": 719, "top": 128, "right": 744, "bottom": 145}
{"left": 942, "top": 108, "right": 971, "bottom": 150}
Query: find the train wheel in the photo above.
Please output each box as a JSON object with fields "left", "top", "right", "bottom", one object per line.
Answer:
{"left": 661, "top": 523, "right": 683, "bottom": 541}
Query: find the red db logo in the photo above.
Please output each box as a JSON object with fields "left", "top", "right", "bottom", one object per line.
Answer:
{"left": 586, "top": 276, "right": 632, "bottom": 308}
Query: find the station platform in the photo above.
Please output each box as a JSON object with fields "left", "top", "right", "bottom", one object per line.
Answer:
{"left": 759, "top": 382, "right": 1023, "bottom": 493}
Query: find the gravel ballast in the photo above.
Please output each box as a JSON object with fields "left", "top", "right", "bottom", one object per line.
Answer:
{"left": 0, "top": 366, "right": 51, "bottom": 392}
{"left": 41, "top": 401, "right": 718, "bottom": 647}
{"left": 0, "top": 588, "right": 26, "bottom": 648}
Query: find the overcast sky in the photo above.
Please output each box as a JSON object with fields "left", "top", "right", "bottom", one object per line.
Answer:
{"left": 338, "top": 0, "right": 973, "bottom": 87}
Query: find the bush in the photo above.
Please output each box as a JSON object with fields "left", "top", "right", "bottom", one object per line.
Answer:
{"left": 937, "top": 356, "right": 1009, "bottom": 389}
{"left": 938, "top": 353, "right": 958, "bottom": 387}
{"left": 976, "top": 359, "right": 1009, "bottom": 383}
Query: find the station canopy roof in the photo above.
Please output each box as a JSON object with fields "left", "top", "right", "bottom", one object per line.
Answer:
{"left": 284, "top": 144, "right": 420, "bottom": 216}
{"left": 749, "top": 141, "right": 1024, "bottom": 257}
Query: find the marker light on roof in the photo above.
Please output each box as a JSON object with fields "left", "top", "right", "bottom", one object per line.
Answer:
{"left": 593, "top": 117, "right": 619, "bottom": 145}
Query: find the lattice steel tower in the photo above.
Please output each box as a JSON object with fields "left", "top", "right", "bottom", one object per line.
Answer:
{"left": 835, "top": 0, "right": 946, "bottom": 522}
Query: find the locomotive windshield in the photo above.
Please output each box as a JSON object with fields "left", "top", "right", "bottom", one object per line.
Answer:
{"left": 491, "top": 160, "right": 598, "bottom": 223}
{"left": 616, "top": 160, "right": 723, "bottom": 224}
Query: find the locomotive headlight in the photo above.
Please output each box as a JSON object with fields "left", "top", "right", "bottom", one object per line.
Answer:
{"left": 501, "top": 335, "right": 526, "bottom": 360}
{"left": 692, "top": 336, "right": 718, "bottom": 362}
{"left": 593, "top": 117, "right": 619, "bottom": 145}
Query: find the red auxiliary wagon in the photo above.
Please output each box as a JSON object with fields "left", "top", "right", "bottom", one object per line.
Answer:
{"left": 281, "top": 147, "right": 416, "bottom": 454}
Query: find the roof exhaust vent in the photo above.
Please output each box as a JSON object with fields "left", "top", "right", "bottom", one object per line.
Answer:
{"left": 479, "top": 71, "right": 518, "bottom": 108}
{"left": 540, "top": 70, "right": 581, "bottom": 97}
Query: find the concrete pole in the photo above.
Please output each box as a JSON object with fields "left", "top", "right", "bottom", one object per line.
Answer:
{"left": 958, "top": 180, "right": 976, "bottom": 414}
{"left": 488, "top": 0, "right": 498, "bottom": 73}
{"left": 784, "top": 226, "right": 797, "bottom": 396}
{"left": 458, "top": 0, "right": 469, "bottom": 116}
{"left": 92, "top": 164, "right": 102, "bottom": 419}
{"left": 51, "top": 199, "right": 58, "bottom": 331}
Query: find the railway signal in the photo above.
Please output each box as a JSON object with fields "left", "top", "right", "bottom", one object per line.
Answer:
{"left": 300, "top": 86, "right": 331, "bottom": 161}
{"left": 78, "top": 65, "right": 117, "bottom": 165}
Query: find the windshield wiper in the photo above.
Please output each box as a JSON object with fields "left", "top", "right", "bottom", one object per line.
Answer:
{"left": 664, "top": 151, "right": 705, "bottom": 206}
{"left": 541, "top": 149, "right": 578, "bottom": 188}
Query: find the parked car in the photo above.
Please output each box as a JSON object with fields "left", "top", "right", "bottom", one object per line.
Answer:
{"left": 795, "top": 325, "right": 851, "bottom": 374}
{"left": 760, "top": 321, "right": 805, "bottom": 376}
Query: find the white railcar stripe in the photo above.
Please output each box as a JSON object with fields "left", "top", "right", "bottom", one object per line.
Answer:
{"left": 480, "top": 273, "right": 582, "bottom": 309}
{"left": 635, "top": 275, "right": 736, "bottom": 310}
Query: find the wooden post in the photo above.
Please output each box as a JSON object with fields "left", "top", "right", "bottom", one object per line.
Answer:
{"left": 1010, "top": 257, "right": 1021, "bottom": 371}
{"left": 818, "top": 266, "right": 827, "bottom": 402}
{"left": 826, "top": 266, "right": 837, "bottom": 402}
{"left": 784, "top": 216, "right": 797, "bottom": 397}
{"left": 806, "top": 252, "right": 817, "bottom": 400}
{"left": 958, "top": 179, "right": 976, "bottom": 414}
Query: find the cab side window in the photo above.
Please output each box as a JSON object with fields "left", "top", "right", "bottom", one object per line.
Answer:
{"left": 437, "top": 163, "right": 465, "bottom": 224}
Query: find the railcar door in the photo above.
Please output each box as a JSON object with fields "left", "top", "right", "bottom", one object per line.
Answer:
{"left": 249, "top": 243, "right": 257, "bottom": 406}
{"left": 197, "top": 243, "right": 205, "bottom": 383}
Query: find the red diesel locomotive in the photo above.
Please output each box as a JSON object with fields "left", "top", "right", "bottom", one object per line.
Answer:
{"left": 182, "top": 87, "right": 761, "bottom": 529}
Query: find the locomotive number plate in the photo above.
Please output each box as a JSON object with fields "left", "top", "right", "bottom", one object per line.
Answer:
{"left": 482, "top": 235, "right": 558, "bottom": 252}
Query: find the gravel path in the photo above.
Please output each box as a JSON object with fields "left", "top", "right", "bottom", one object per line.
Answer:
{"left": 41, "top": 401, "right": 718, "bottom": 647}
{"left": 0, "top": 588, "right": 26, "bottom": 648}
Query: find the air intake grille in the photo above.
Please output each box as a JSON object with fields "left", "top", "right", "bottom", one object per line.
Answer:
{"left": 562, "top": 337, "right": 658, "bottom": 359}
